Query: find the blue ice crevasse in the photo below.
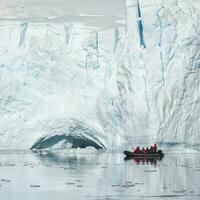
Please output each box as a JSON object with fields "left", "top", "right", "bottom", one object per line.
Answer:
{"left": 136, "top": 0, "right": 146, "bottom": 49}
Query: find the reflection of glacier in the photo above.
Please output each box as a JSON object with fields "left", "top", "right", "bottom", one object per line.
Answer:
{"left": 1, "top": 153, "right": 200, "bottom": 199}
{"left": 0, "top": 0, "right": 200, "bottom": 150}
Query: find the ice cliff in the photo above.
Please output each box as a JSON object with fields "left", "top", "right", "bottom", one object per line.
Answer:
{"left": 0, "top": 0, "right": 199, "bottom": 150}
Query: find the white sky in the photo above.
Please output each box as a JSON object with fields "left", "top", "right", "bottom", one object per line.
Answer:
{"left": 0, "top": 0, "right": 125, "bottom": 17}
{"left": 0, "top": 0, "right": 125, "bottom": 28}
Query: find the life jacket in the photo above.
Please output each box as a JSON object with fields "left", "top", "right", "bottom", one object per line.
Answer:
{"left": 153, "top": 144, "right": 157, "bottom": 152}
{"left": 145, "top": 147, "right": 149, "bottom": 154}
{"left": 134, "top": 146, "right": 141, "bottom": 154}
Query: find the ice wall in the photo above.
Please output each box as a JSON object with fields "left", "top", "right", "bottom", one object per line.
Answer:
{"left": 0, "top": 0, "right": 200, "bottom": 150}
{"left": 0, "top": 21, "right": 125, "bottom": 149}
{"left": 121, "top": 0, "right": 200, "bottom": 145}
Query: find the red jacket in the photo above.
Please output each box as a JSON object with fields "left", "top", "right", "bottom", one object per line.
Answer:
{"left": 153, "top": 144, "right": 157, "bottom": 152}
{"left": 134, "top": 147, "right": 141, "bottom": 154}
{"left": 145, "top": 147, "right": 149, "bottom": 154}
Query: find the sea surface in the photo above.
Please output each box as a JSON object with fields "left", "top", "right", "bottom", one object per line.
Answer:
{"left": 0, "top": 151, "right": 200, "bottom": 200}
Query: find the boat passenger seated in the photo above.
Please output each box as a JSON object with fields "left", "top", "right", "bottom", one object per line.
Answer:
{"left": 149, "top": 146, "right": 153, "bottom": 154}
{"left": 141, "top": 147, "right": 145, "bottom": 154}
{"left": 145, "top": 147, "right": 149, "bottom": 154}
{"left": 134, "top": 146, "right": 141, "bottom": 154}
{"left": 152, "top": 144, "right": 157, "bottom": 153}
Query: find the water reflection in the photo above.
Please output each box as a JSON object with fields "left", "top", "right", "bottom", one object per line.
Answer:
{"left": 36, "top": 151, "right": 90, "bottom": 165}
{"left": 0, "top": 152, "right": 199, "bottom": 200}
{"left": 33, "top": 151, "right": 107, "bottom": 165}
{"left": 124, "top": 156, "right": 164, "bottom": 166}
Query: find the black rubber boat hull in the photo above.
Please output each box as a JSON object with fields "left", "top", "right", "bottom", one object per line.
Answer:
{"left": 124, "top": 151, "right": 164, "bottom": 157}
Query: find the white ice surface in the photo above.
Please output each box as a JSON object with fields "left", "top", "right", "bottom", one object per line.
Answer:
{"left": 0, "top": 0, "right": 199, "bottom": 150}
{"left": 123, "top": 0, "right": 200, "bottom": 146}
{"left": 0, "top": 0, "right": 125, "bottom": 29}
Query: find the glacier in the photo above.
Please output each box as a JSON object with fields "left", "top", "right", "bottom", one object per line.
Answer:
{"left": 0, "top": 0, "right": 200, "bottom": 150}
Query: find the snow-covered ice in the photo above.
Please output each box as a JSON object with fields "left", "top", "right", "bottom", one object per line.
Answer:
{"left": 0, "top": 0, "right": 200, "bottom": 150}
{"left": 122, "top": 0, "right": 200, "bottom": 146}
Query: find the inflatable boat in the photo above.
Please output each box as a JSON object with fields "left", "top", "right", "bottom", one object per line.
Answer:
{"left": 124, "top": 150, "right": 164, "bottom": 158}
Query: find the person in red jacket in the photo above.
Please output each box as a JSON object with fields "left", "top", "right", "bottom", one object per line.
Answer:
{"left": 134, "top": 146, "right": 141, "bottom": 154}
{"left": 152, "top": 144, "right": 157, "bottom": 153}
{"left": 145, "top": 147, "right": 150, "bottom": 154}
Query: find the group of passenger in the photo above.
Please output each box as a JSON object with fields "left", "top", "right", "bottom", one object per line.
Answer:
{"left": 132, "top": 144, "right": 157, "bottom": 154}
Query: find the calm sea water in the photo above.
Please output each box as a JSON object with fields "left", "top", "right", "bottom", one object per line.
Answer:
{"left": 0, "top": 151, "right": 199, "bottom": 200}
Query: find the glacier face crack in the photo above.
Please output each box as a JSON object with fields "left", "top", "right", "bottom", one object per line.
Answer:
{"left": 156, "top": 7, "right": 165, "bottom": 86}
{"left": 19, "top": 22, "right": 28, "bottom": 47}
